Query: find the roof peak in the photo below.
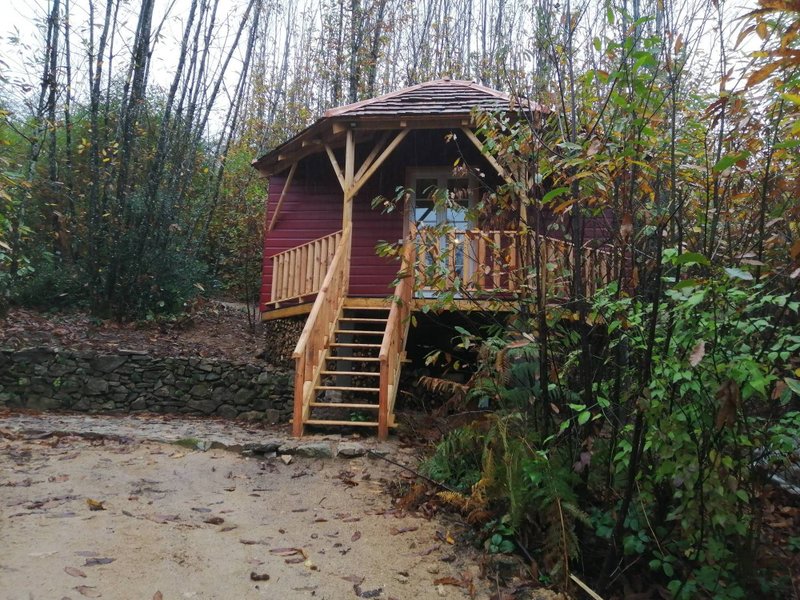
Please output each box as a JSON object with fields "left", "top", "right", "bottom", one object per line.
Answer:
{"left": 324, "top": 78, "right": 516, "bottom": 118}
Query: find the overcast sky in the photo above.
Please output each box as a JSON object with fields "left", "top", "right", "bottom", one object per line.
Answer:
{"left": 1, "top": 0, "right": 254, "bottom": 119}
{"left": 1, "top": 0, "right": 761, "bottom": 122}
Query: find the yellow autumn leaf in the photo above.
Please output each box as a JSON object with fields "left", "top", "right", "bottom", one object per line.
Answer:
{"left": 86, "top": 498, "right": 105, "bottom": 511}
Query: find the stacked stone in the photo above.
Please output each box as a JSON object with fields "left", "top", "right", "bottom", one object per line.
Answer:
{"left": 0, "top": 348, "right": 293, "bottom": 423}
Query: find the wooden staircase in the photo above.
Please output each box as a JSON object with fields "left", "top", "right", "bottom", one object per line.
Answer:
{"left": 305, "top": 304, "right": 393, "bottom": 429}
{"left": 292, "top": 227, "right": 415, "bottom": 439}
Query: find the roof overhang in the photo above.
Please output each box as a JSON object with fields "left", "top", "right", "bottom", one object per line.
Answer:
{"left": 252, "top": 114, "right": 481, "bottom": 177}
{"left": 251, "top": 79, "right": 549, "bottom": 177}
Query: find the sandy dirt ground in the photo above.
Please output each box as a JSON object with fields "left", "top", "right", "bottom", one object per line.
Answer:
{"left": 0, "top": 428, "right": 493, "bottom": 600}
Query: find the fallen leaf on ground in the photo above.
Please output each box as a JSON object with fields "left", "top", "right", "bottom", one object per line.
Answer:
{"left": 86, "top": 499, "right": 105, "bottom": 511}
{"left": 419, "top": 544, "right": 440, "bottom": 556}
{"left": 390, "top": 526, "right": 418, "bottom": 535}
{"left": 351, "top": 531, "right": 362, "bottom": 542}
{"left": 74, "top": 585, "right": 102, "bottom": 597}
{"left": 147, "top": 514, "right": 179, "bottom": 524}
{"left": 204, "top": 516, "right": 224, "bottom": 525}
{"left": 433, "top": 576, "right": 463, "bottom": 587}
{"left": 84, "top": 557, "right": 115, "bottom": 566}
{"left": 64, "top": 566, "right": 87, "bottom": 578}
{"left": 270, "top": 547, "right": 308, "bottom": 558}
{"left": 250, "top": 572, "right": 270, "bottom": 581}
{"left": 284, "top": 557, "right": 304, "bottom": 564}
{"left": 153, "top": 593, "right": 163, "bottom": 600}
{"left": 342, "top": 575, "right": 365, "bottom": 585}
{"left": 435, "top": 530, "right": 455, "bottom": 544}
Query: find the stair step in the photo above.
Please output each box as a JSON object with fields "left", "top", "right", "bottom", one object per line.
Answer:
{"left": 330, "top": 343, "right": 381, "bottom": 348}
{"left": 339, "top": 317, "right": 388, "bottom": 323}
{"left": 305, "top": 419, "right": 382, "bottom": 427}
{"left": 315, "top": 385, "right": 380, "bottom": 392}
{"left": 310, "top": 402, "right": 379, "bottom": 409}
{"left": 343, "top": 306, "right": 390, "bottom": 311}
{"left": 335, "top": 329, "right": 384, "bottom": 335}
{"left": 326, "top": 356, "right": 381, "bottom": 362}
{"left": 320, "top": 370, "right": 379, "bottom": 377}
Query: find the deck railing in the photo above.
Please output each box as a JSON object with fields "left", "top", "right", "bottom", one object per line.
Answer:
{"left": 415, "top": 228, "right": 620, "bottom": 298}
{"left": 291, "top": 224, "right": 351, "bottom": 436}
{"left": 270, "top": 230, "right": 343, "bottom": 306}
{"left": 378, "top": 236, "right": 416, "bottom": 439}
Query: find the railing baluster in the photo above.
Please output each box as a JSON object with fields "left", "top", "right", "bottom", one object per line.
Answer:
{"left": 284, "top": 251, "right": 290, "bottom": 300}
{"left": 491, "top": 231, "right": 501, "bottom": 289}
{"left": 271, "top": 257, "right": 281, "bottom": 303}
{"left": 508, "top": 232, "right": 518, "bottom": 291}
{"left": 477, "top": 234, "right": 486, "bottom": 289}
{"left": 305, "top": 243, "right": 314, "bottom": 295}
{"left": 312, "top": 239, "right": 321, "bottom": 290}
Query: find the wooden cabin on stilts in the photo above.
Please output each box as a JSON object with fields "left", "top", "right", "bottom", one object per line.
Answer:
{"left": 252, "top": 79, "right": 620, "bottom": 440}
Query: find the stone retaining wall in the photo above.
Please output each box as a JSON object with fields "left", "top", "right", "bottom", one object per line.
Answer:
{"left": 0, "top": 348, "right": 293, "bottom": 422}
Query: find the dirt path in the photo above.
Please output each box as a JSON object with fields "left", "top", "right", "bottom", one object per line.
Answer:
{"left": 0, "top": 415, "right": 491, "bottom": 600}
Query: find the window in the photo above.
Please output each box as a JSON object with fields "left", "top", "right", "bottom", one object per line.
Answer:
{"left": 407, "top": 169, "right": 477, "bottom": 288}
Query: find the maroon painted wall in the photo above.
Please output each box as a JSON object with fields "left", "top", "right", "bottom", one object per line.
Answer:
{"left": 350, "top": 179, "right": 405, "bottom": 297}
{"left": 260, "top": 171, "right": 343, "bottom": 311}
{"left": 260, "top": 159, "right": 404, "bottom": 312}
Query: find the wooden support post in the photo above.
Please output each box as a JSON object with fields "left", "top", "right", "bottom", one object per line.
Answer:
{"left": 292, "top": 366, "right": 305, "bottom": 437}
{"left": 460, "top": 127, "right": 515, "bottom": 186}
{"left": 349, "top": 128, "right": 409, "bottom": 199}
{"left": 267, "top": 162, "right": 297, "bottom": 233}
{"left": 354, "top": 131, "right": 391, "bottom": 183}
{"left": 343, "top": 129, "right": 355, "bottom": 228}
{"left": 378, "top": 357, "right": 389, "bottom": 440}
{"left": 325, "top": 144, "right": 346, "bottom": 192}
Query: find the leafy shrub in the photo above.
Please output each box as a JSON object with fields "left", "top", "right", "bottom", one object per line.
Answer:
{"left": 10, "top": 253, "right": 88, "bottom": 310}
{"left": 421, "top": 272, "right": 800, "bottom": 597}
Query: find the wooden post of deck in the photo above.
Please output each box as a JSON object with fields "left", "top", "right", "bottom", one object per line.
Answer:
{"left": 344, "top": 129, "right": 355, "bottom": 229}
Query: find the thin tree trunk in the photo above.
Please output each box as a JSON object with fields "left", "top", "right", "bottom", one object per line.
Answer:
{"left": 9, "top": 0, "right": 61, "bottom": 276}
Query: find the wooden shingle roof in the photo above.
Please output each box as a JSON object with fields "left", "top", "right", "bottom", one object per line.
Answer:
{"left": 253, "top": 78, "right": 545, "bottom": 176}
{"left": 324, "top": 78, "right": 544, "bottom": 117}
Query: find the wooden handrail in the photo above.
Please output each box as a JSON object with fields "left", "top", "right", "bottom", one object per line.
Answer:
{"left": 291, "top": 224, "right": 351, "bottom": 436}
{"left": 378, "top": 236, "right": 416, "bottom": 440}
{"left": 414, "top": 228, "right": 620, "bottom": 297}
{"left": 270, "top": 230, "right": 342, "bottom": 306}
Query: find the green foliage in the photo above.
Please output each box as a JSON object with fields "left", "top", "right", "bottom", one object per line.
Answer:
{"left": 106, "top": 193, "right": 209, "bottom": 319}
{"left": 588, "top": 274, "right": 799, "bottom": 597}
{"left": 483, "top": 515, "right": 516, "bottom": 553}
{"left": 420, "top": 426, "right": 484, "bottom": 492}
{"left": 11, "top": 253, "right": 87, "bottom": 310}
